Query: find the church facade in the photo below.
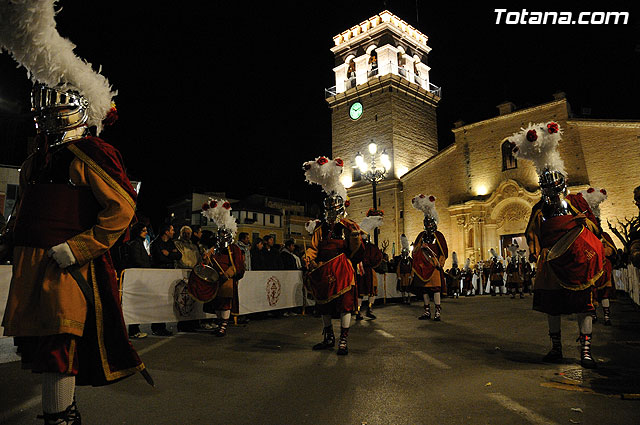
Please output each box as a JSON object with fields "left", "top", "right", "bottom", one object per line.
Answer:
{"left": 326, "top": 11, "right": 640, "bottom": 266}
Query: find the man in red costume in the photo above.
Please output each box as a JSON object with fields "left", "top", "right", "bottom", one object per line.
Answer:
{"left": 1, "top": 85, "right": 149, "bottom": 424}
{"left": 0, "top": 4, "right": 151, "bottom": 420}
{"left": 578, "top": 187, "right": 615, "bottom": 326}
{"left": 302, "top": 157, "right": 364, "bottom": 355}
{"left": 355, "top": 212, "right": 384, "bottom": 320}
{"left": 513, "top": 121, "right": 604, "bottom": 368}
{"left": 396, "top": 234, "right": 413, "bottom": 304}
{"left": 199, "top": 199, "right": 245, "bottom": 337}
{"left": 410, "top": 194, "right": 448, "bottom": 321}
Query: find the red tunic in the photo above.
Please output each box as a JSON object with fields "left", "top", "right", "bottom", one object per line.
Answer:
{"left": 304, "top": 219, "right": 364, "bottom": 313}
{"left": 411, "top": 230, "right": 448, "bottom": 294}
{"left": 526, "top": 194, "right": 605, "bottom": 315}
{"left": 203, "top": 245, "right": 245, "bottom": 313}
{"left": 356, "top": 241, "right": 383, "bottom": 297}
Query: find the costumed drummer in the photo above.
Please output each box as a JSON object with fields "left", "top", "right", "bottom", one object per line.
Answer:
{"left": 410, "top": 194, "right": 448, "bottom": 321}
{"left": 579, "top": 187, "right": 616, "bottom": 326}
{"left": 197, "top": 199, "right": 245, "bottom": 337}
{"left": 396, "top": 234, "right": 413, "bottom": 304}
{"left": 355, "top": 210, "right": 384, "bottom": 321}
{"left": 0, "top": 3, "right": 149, "bottom": 423}
{"left": 302, "top": 156, "right": 364, "bottom": 355}
{"left": 511, "top": 121, "right": 605, "bottom": 368}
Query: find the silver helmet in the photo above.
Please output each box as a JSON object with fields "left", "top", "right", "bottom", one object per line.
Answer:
{"left": 323, "top": 195, "right": 346, "bottom": 225}
{"left": 31, "top": 84, "right": 90, "bottom": 144}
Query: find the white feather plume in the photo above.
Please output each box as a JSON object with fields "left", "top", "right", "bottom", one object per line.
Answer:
{"left": 464, "top": 258, "right": 471, "bottom": 270}
{"left": 201, "top": 199, "right": 237, "bottom": 236}
{"left": 411, "top": 194, "right": 438, "bottom": 222}
{"left": 0, "top": 0, "right": 116, "bottom": 134}
{"left": 400, "top": 234, "right": 410, "bottom": 250}
{"left": 360, "top": 216, "right": 383, "bottom": 234}
{"left": 305, "top": 219, "right": 321, "bottom": 234}
{"left": 452, "top": 251, "right": 459, "bottom": 266}
{"left": 510, "top": 121, "right": 565, "bottom": 176}
{"left": 578, "top": 187, "right": 607, "bottom": 218}
{"left": 302, "top": 157, "right": 347, "bottom": 201}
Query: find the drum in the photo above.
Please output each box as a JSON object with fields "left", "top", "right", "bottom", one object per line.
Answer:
{"left": 187, "top": 264, "right": 221, "bottom": 302}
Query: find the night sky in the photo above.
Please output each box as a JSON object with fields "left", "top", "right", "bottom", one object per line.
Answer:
{"left": 0, "top": 1, "right": 639, "bottom": 227}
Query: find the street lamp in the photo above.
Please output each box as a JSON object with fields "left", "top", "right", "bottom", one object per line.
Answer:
{"left": 354, "top": 141, "right": 391, "bottom": 246}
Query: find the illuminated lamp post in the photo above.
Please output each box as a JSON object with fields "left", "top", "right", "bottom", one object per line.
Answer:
{"left": 354, "top": 142, "right": 391, "bottom": 246}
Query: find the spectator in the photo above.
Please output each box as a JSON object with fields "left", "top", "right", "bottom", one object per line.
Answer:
{"left": 150, "top": 223, "right": 181, "bottom": 336}
{"left": 174, "top": 226, "right": 202, "bottom": 269}
{"left": 126, "top": 222, "right": 151, "bottom": 339}
{"left": 281, "top": 239, "right": 301, "bottom": 270}
{"left": 174, "top": 226, "right": 202, "bottom": 332}
{"left": 250, "top": 238, "right": 266, "bottom": 271}
{"left": 263, "top": 234, "right": 283, "bottom": 270}
{"left": 191, "top": 224, "right": 204, "bottom": 255}
{"left": 236, "top": 232, "right": 252, "bottom": 271}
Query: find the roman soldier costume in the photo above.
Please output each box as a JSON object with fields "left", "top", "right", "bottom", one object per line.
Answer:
{"left": 0, "top": 3, "right": 149, "bottom": 422}
{"left": 512, "top": 121, "right": 605, "bottom": 368}
{"left": 199, "top": 199, "right": 245, "bottom": 337}
{"left": 447, "top": 252, "right": 461, "bottom": 298}
{"left": 410, "top": 194, "right": 448, "bottom": 321}
{"left": 488, "top": 249, "right": 505, "bottom": 296}
{"left": 302, "top": 157, "right": 364, "bottom": 355}
{"left": 396, "top": 234, "right": 413, "bottom": 304}
{"left": 505, "top": 244, "right": 525, "bottom": 299}
{"left": 355, "top": 211, "right": 384, "bottom": 320}
{"left": 461, "top": 258, "right": 473, "bottom": 296}
{"left": 579, "top": 187, "right": 615, "bottom": 325}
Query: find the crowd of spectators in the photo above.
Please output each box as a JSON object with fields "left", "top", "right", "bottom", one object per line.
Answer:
{"left": 119, "top": 221, "right": 305, "bottom": 337}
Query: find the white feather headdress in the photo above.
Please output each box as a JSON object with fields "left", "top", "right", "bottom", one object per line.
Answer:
{"left": 305, "top": 219, "right": 321, "bottom": 234}
{"left": 400, "top": 234, "right": 410, "bottom": 251}
{"left": 510, "top": 121, "right": 565, "bottom": 176}
{"left": 411, "top": 194, "right": 438, "bottom": 223}
{"left": 201, "top": 198, "right": 237, "bottom": 236}
{"left": 302, "top": 156, "right": 347, "bottom": 201}
{"left": 360, "top": 216, "right": 383, "bottom": 234}
{"left": 578, "top": 187, "right": 607, "bottom": 218}
{"left": 0, "top": 0, "right": 116, "bottom": 134}
{"left": 452, "top": 251, "right": 459, "bottom": 266}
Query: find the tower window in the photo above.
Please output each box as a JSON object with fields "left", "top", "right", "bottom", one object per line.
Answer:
{"left": 501, "top": 140, "right": 517, "bottom": 171}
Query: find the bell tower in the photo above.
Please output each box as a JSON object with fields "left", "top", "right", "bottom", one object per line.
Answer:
{"left": 326, "top": 10, "right": 441, "bottom": 253}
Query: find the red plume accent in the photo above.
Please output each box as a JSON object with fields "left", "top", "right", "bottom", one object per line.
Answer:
{"left": 587, "top": 187, "right": 595, "bottom": 193}
{"left": 317, "top": 157, "right": 328, "bottom": 165}
{"left": 600, "top": 189, "right": 607, "bottom": 195}
{"left": 429, "top": 195, "right": 436, "bottom": 202}
{"left": 335, "top": 158, "right": 344, "bottom": 167}
{"left": 202, "top": 203, "right": 210, "bottom": 211}
{"left": 547, "top": 122, "right": 559, "bottom": 134}
{"left": 222, "top": 202, "right": 231, "bottom": 209}
{"left": 526, "top": 129, "right": 538, "bottom": 142}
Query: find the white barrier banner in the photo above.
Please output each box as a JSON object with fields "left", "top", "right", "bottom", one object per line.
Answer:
{"left": 121, "top": 268, "right": 215, "bottom": 324}
{"left": 237, "top": 271, "right": 304, "bottom": 315}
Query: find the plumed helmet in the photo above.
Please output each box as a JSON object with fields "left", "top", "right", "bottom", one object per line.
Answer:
{"left": 578, "top": 187, "right": 608, "bottom": 219}
{"left": 201, "top": 199, "right": 237, "bottom": 237}
{"left": 0, "top": 1, "right": 117, "bottom": 135}
{"left": 509, "top": 121, "right": 566, "bottom": 192}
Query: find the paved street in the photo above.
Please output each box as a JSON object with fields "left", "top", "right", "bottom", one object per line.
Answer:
{"left": 2, "top": 294, "right": 640, "bottom": 425}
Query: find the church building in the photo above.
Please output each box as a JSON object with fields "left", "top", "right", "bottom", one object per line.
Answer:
{"left": 326, "top": 10, "right": 640, "bottom": 266}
